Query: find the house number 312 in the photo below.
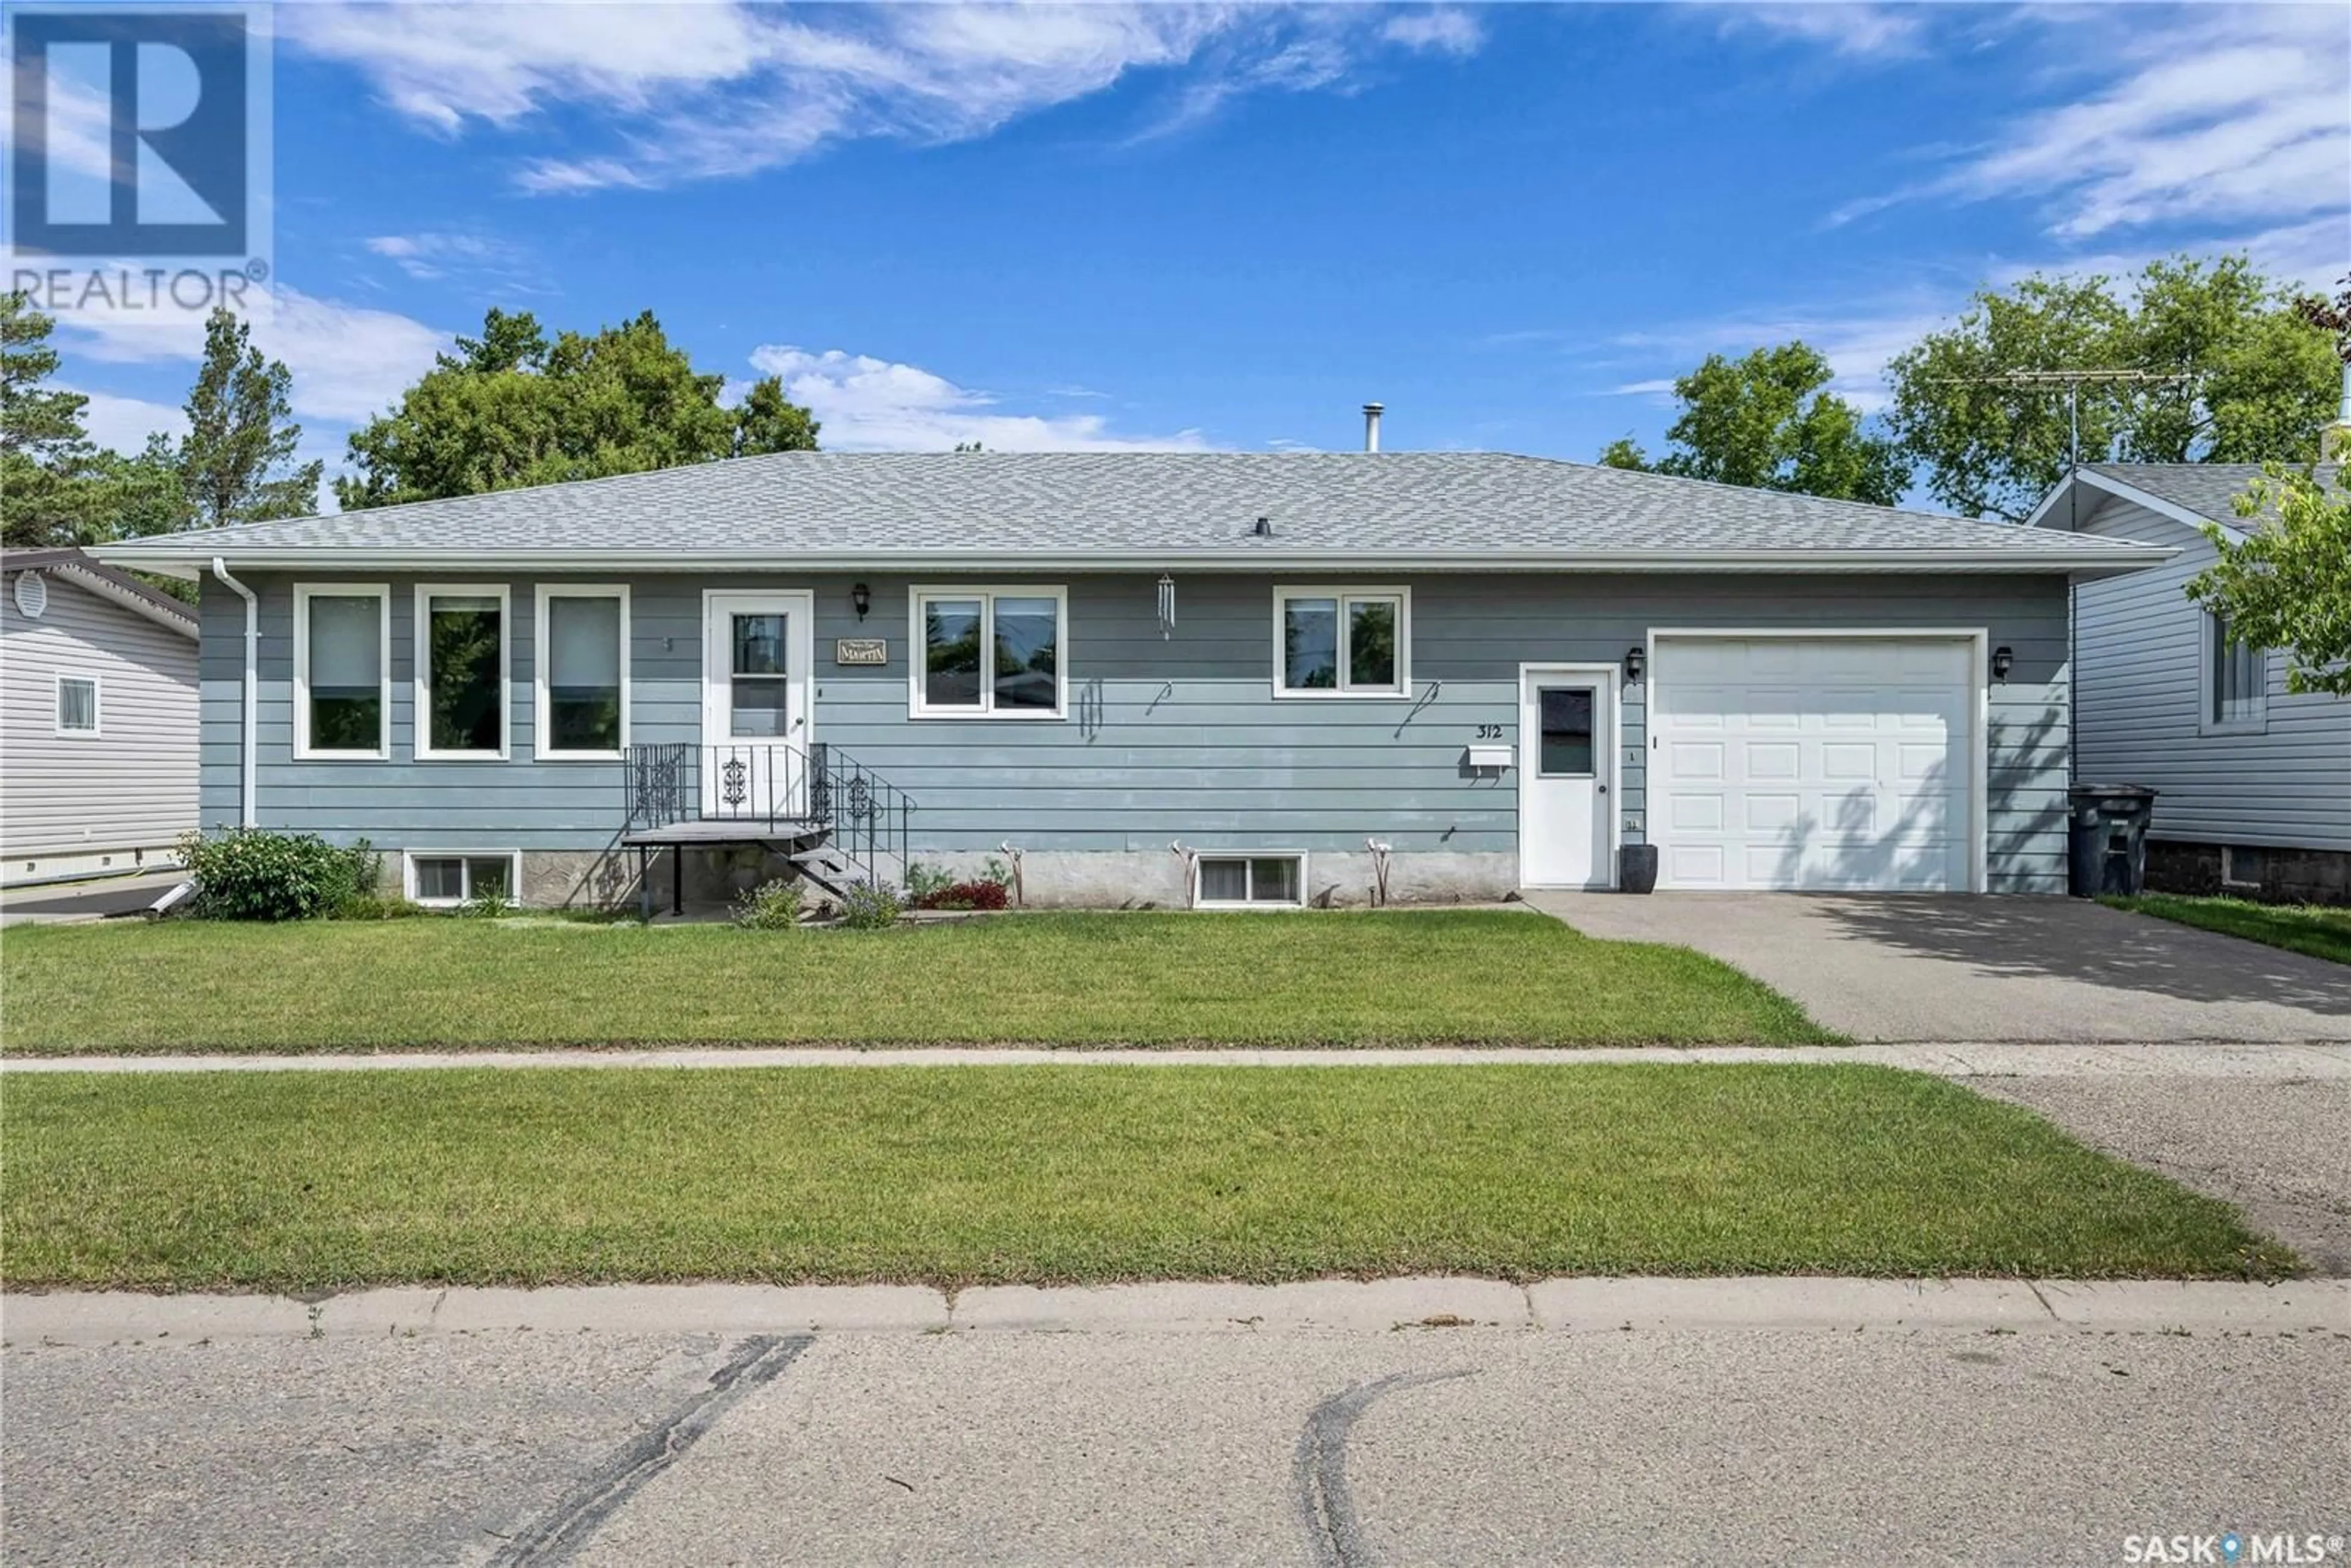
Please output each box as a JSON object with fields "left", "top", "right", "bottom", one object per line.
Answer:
{"left": 1474, "top": 724, "right": 1504, "bottom": 739}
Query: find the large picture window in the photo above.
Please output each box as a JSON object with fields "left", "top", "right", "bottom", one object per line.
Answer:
{"left": 536, "top": 585, "right": 629, "bottom": 758}
{"left": 909, "top": 586, "right": 1067, "bottom": 718}
{"left": 417, "top": 585, "right": 509, "bottom": 759}
{"left": 294, "top": 584, "right": 389, "bottom": 759}
{"left": 1274, "top": 587, "right": 1408, "bottom": 696}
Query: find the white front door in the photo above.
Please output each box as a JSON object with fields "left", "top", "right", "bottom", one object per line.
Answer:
{"left": 1651, "top": 635, "right": 1975, "bottom": 891}
{"left": 1519, "top": 668, "right": 1615, "bottom": 888}
{"left": 701, "top": 591, "right": 814, "bottom": 819}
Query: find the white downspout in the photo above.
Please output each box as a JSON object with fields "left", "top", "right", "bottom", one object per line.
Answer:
{"left": 212, "top": 557, "right": 258, "bottom": 828}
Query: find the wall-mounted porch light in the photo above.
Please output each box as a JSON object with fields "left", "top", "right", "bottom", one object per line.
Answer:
{"left": 1991, "top": 645, "right": 2014, "bottom": 681}
{"left": 1625, "top": 645, "right": 1646, "bottom": 683}
{"left": 851, "top": 582, "right": 871, "bottom": 621}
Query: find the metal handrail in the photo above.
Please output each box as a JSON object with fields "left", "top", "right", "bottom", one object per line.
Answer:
{"left": 624, "top": 741, "right": 914, "bottom": 892}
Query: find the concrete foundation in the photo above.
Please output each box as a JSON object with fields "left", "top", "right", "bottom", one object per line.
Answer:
{"left": 501, "top": 847, "right": 1520, "bottom": 913}
{"left": 2145, "top": 838, "right": 2351, "bottom": 907}
{"left": 899, "top": 848, "right": 1518, "bottom": 910}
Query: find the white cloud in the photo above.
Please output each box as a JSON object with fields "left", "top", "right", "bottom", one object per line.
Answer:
{"left": 67, "top": 387, "right": 187, "bottom": 452}
{"left": 746, "top": 346, "right": 1211, "bottom": 452}
{"left": 364, "top": 231, "right": 534, "bottom": 286}
{"left": 1381, "top": 8, "right": 1484, "bottom": 57}
{"left": 1714, "top": 3, "right": 1928, "bottom": 61}
{"left": 58, "top": 286, "right": 449, "bottom": 426}
{"left": 283, "top": 2, "right": 1487, "bottom": 192}
{"left": 1835, "top": 7, "right": 2349, "bottom": 246}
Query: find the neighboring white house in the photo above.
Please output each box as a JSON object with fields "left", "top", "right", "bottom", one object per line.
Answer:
{"left": 2031, "top": 463, "right": 2350, "bottom": 905}
{"left": 1, "top": 548, "right": 201, "bottom": 887}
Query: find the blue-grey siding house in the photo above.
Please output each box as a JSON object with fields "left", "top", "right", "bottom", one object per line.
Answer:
{"left": 97, "top": 451, "right": 2169, "bottom": 909}
{"left": 2031, "top": 462, "right": 2349, "bottom": 904}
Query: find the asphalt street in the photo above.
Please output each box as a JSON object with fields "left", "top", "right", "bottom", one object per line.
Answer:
{"left": 4, "top": 1321, "right": 2345, "bottom": 1567}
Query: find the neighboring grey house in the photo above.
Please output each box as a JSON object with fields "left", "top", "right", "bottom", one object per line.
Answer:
{"left": 1, "top": 547, "right": 201, "bottom": 887}
{"left": 2031, "top": 462, "right": 2350, "bottom": 904}
{"left": 96, "top": 448, "right": 2169, "bottom": 910}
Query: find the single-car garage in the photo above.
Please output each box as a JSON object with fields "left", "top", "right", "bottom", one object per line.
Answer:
{"left": 1649, "top": 632, "right": 1983, "bottom": 892}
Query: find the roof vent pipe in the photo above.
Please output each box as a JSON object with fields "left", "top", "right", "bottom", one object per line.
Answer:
{"left": 1362, "top": 402, "right": 1384, "bottom": 453}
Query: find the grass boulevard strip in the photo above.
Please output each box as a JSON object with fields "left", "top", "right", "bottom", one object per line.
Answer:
{"left": 0, "top": 910, "right": 1833, "bottom": 1053}
{"left": 1, "top": 1064, "right": 2294, "bottom": 1292}
{"left": 2101, "top": 893, "right": 2351, "bottom": 967}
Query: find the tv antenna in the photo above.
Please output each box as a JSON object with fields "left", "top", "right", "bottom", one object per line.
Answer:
{"left": 1933, "top": 368, "right": 2196, "bottom": 471}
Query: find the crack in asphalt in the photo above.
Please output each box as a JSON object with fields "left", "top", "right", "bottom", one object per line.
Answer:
{"left": 487, "top": 1333, "right": 812, "bottom": 1567}
{"left": 1294, "top": 1369, "right": 1474, "bottom": 1568}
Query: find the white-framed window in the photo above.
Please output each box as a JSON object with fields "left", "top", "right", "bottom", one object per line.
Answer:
{"left": 2221, "top": 846, "right": 2265, "bottom": 890}
{"left": 1273, "top": 586, "right": 1409, "bottom": 697}
{"left": 416, "top": 584, "right": 511, "bottom": 760}
{"left": 1194, "top": 853, "right": 1306, "bottom": 908}
{"left": 294, "top": 583, "right": 391, "bottom": 759}
{"left": 403, "top": 850, "right": 520, "bottom": 908}
{"left": 535, "top": 584, "right": 629, "bottom": 759}
{"left": 2203, "top": 612, "right": 2267, "bottom": 733}
{"left": 53, "top": 673, "right": 99, "bottom": 736}
{"left": 908, "top": 585, "right": 1067, "bottom": 719}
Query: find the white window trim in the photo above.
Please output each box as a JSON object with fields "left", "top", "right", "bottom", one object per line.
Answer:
{"left": 907, "top": 584, "right": 1070, "bottom": 721}
{"left": 402, "top": 849, "right": 522, "bottom": 908}
{"left": 53, "top": 672, "right": 100, "bottom": 737}
{"left": 414, "top": 583, "right": 512, "bottom": 762}
{"left": 1272, "top": 585, "right": 1412, "bottom": 698}
{"left": 2220, "top": 846, "right": 2263, "bottom": 890}
{"left": 534, "top": 583, "right": 631, "bottom": 761}
{"left": 1191, "top": 850, "right": 1310, "bottom": 909}
{"left": 293, "top": 582, "right": 391, "bottom": 761}
{"left": 2199, "top": 612, "right": 2268, "bottom": 737}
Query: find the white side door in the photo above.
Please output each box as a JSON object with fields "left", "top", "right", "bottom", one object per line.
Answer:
{"left": 701, "top": 591, "right": 815, "bottom": 820}
{"left": 1519, "top": 668, "right": 1615, "bottom": 889}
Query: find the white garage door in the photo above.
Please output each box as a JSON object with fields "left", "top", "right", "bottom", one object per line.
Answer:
{"left": 1652, "top": 636, "right": 1976, "bottom": 891}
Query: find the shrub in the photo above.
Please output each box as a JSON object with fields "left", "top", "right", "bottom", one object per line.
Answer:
{"left": 837, "top": 879, "right": 902, "bottom": 930}
{"left": 905, "top": 861, "right": 954, "bottom": 905}
{"left": 733, "top": 878, "right": 804, "bottom": 931}
{"left": 181, "top": 830, "right": 380, "bottom": 921}
{"left": 913, "top": 879, "right": 1009, "bottom": 912}
{"left": 460, "top": 884, "right": 514, "bottom": 920}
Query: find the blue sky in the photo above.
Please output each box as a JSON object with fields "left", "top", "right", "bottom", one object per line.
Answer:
{"left": 47, "top": 1, "right": 2351, "bottom": 495}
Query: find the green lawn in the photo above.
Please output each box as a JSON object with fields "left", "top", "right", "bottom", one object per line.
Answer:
{"left": 0, "top": 1065, "right": 2292, "bottom": 1290}
{"left": 0, "top": 911, "right": 1834, "bottom": 1053}
{"left": 2104, "top": 894, "right": 2351, "bottom": 966}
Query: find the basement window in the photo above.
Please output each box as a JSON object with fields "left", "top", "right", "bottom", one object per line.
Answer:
{"left": 2221, "top": 846, "right": 2264, "bottom": 890}
{"left": 1194, "top": 853, "right": 1305, "bottom": 908}
{"left": 405, "top": 851, "right": 519, "bottom": 908}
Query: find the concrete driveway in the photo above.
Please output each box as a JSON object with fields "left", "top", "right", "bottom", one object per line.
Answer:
{"left": 0, "top": 872, "right": 184, "bottom": 928}
{"left": 1528, "top": 893, "right": 2351, "bottom": 1043}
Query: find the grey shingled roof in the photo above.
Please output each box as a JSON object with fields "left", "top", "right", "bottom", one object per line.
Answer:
{"left": 101, "top": 451, "right": 2162, "bottom": 568}
{"left": 1, "top": 547, "right": 198, "bottom": 631}
{"left": 2079, "top": 462, "right": 2339, "bottom": 529}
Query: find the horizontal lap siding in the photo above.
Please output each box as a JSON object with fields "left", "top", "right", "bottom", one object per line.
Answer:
{"left": 5, "top": 575, "right": 198, "bottom": 857}
{"left": 204, "top": 570, "right": 2069, "bottom": 886}
{"left": 2074, "top": 500, "right": 2351, "bottom": 852}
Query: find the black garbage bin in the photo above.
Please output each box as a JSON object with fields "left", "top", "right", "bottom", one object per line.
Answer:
{"left": 2067, "top": 784, "right": 2158, "bottom": 898}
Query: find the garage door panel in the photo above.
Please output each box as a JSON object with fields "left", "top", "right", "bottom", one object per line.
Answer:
{"left": 1655, "top": 637, "right": 1975, "bottom": 892}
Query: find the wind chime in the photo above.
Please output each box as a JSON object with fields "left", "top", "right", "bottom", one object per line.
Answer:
{"left": 1156, "top": 574, "right": 1176, "bottom": 640}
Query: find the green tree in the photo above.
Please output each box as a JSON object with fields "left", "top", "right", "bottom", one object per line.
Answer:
{"left": 733, "top": 376, "right": 821, "bottom": 456}
{"left": 178, "top": 307, "right": 321, "bottom": 529}
{"left": 2186, "top": 468, "right": 2351, "bottom": 696}
{"left": 2, "top": 290, "right": 102, "bottom": 547}
{"left": 1598, "top": 342, "right": 1907, "bottom": 506}
{"left": 1887, "top": 255, "right": 2338, "bottom": 521}
{"left": 338, "top": 309, "right": 818, "bottom": 509}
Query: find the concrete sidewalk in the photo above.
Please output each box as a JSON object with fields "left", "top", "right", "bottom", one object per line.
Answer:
{"left": 7, "top": 1041, "right": 2350, "bottom": 1075}
{"left": 1529, "top": 891, "right": 2351, "bottom": 1043}
{"left": 7, "top": 1276, "right": 2343, "bottom": 1344}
